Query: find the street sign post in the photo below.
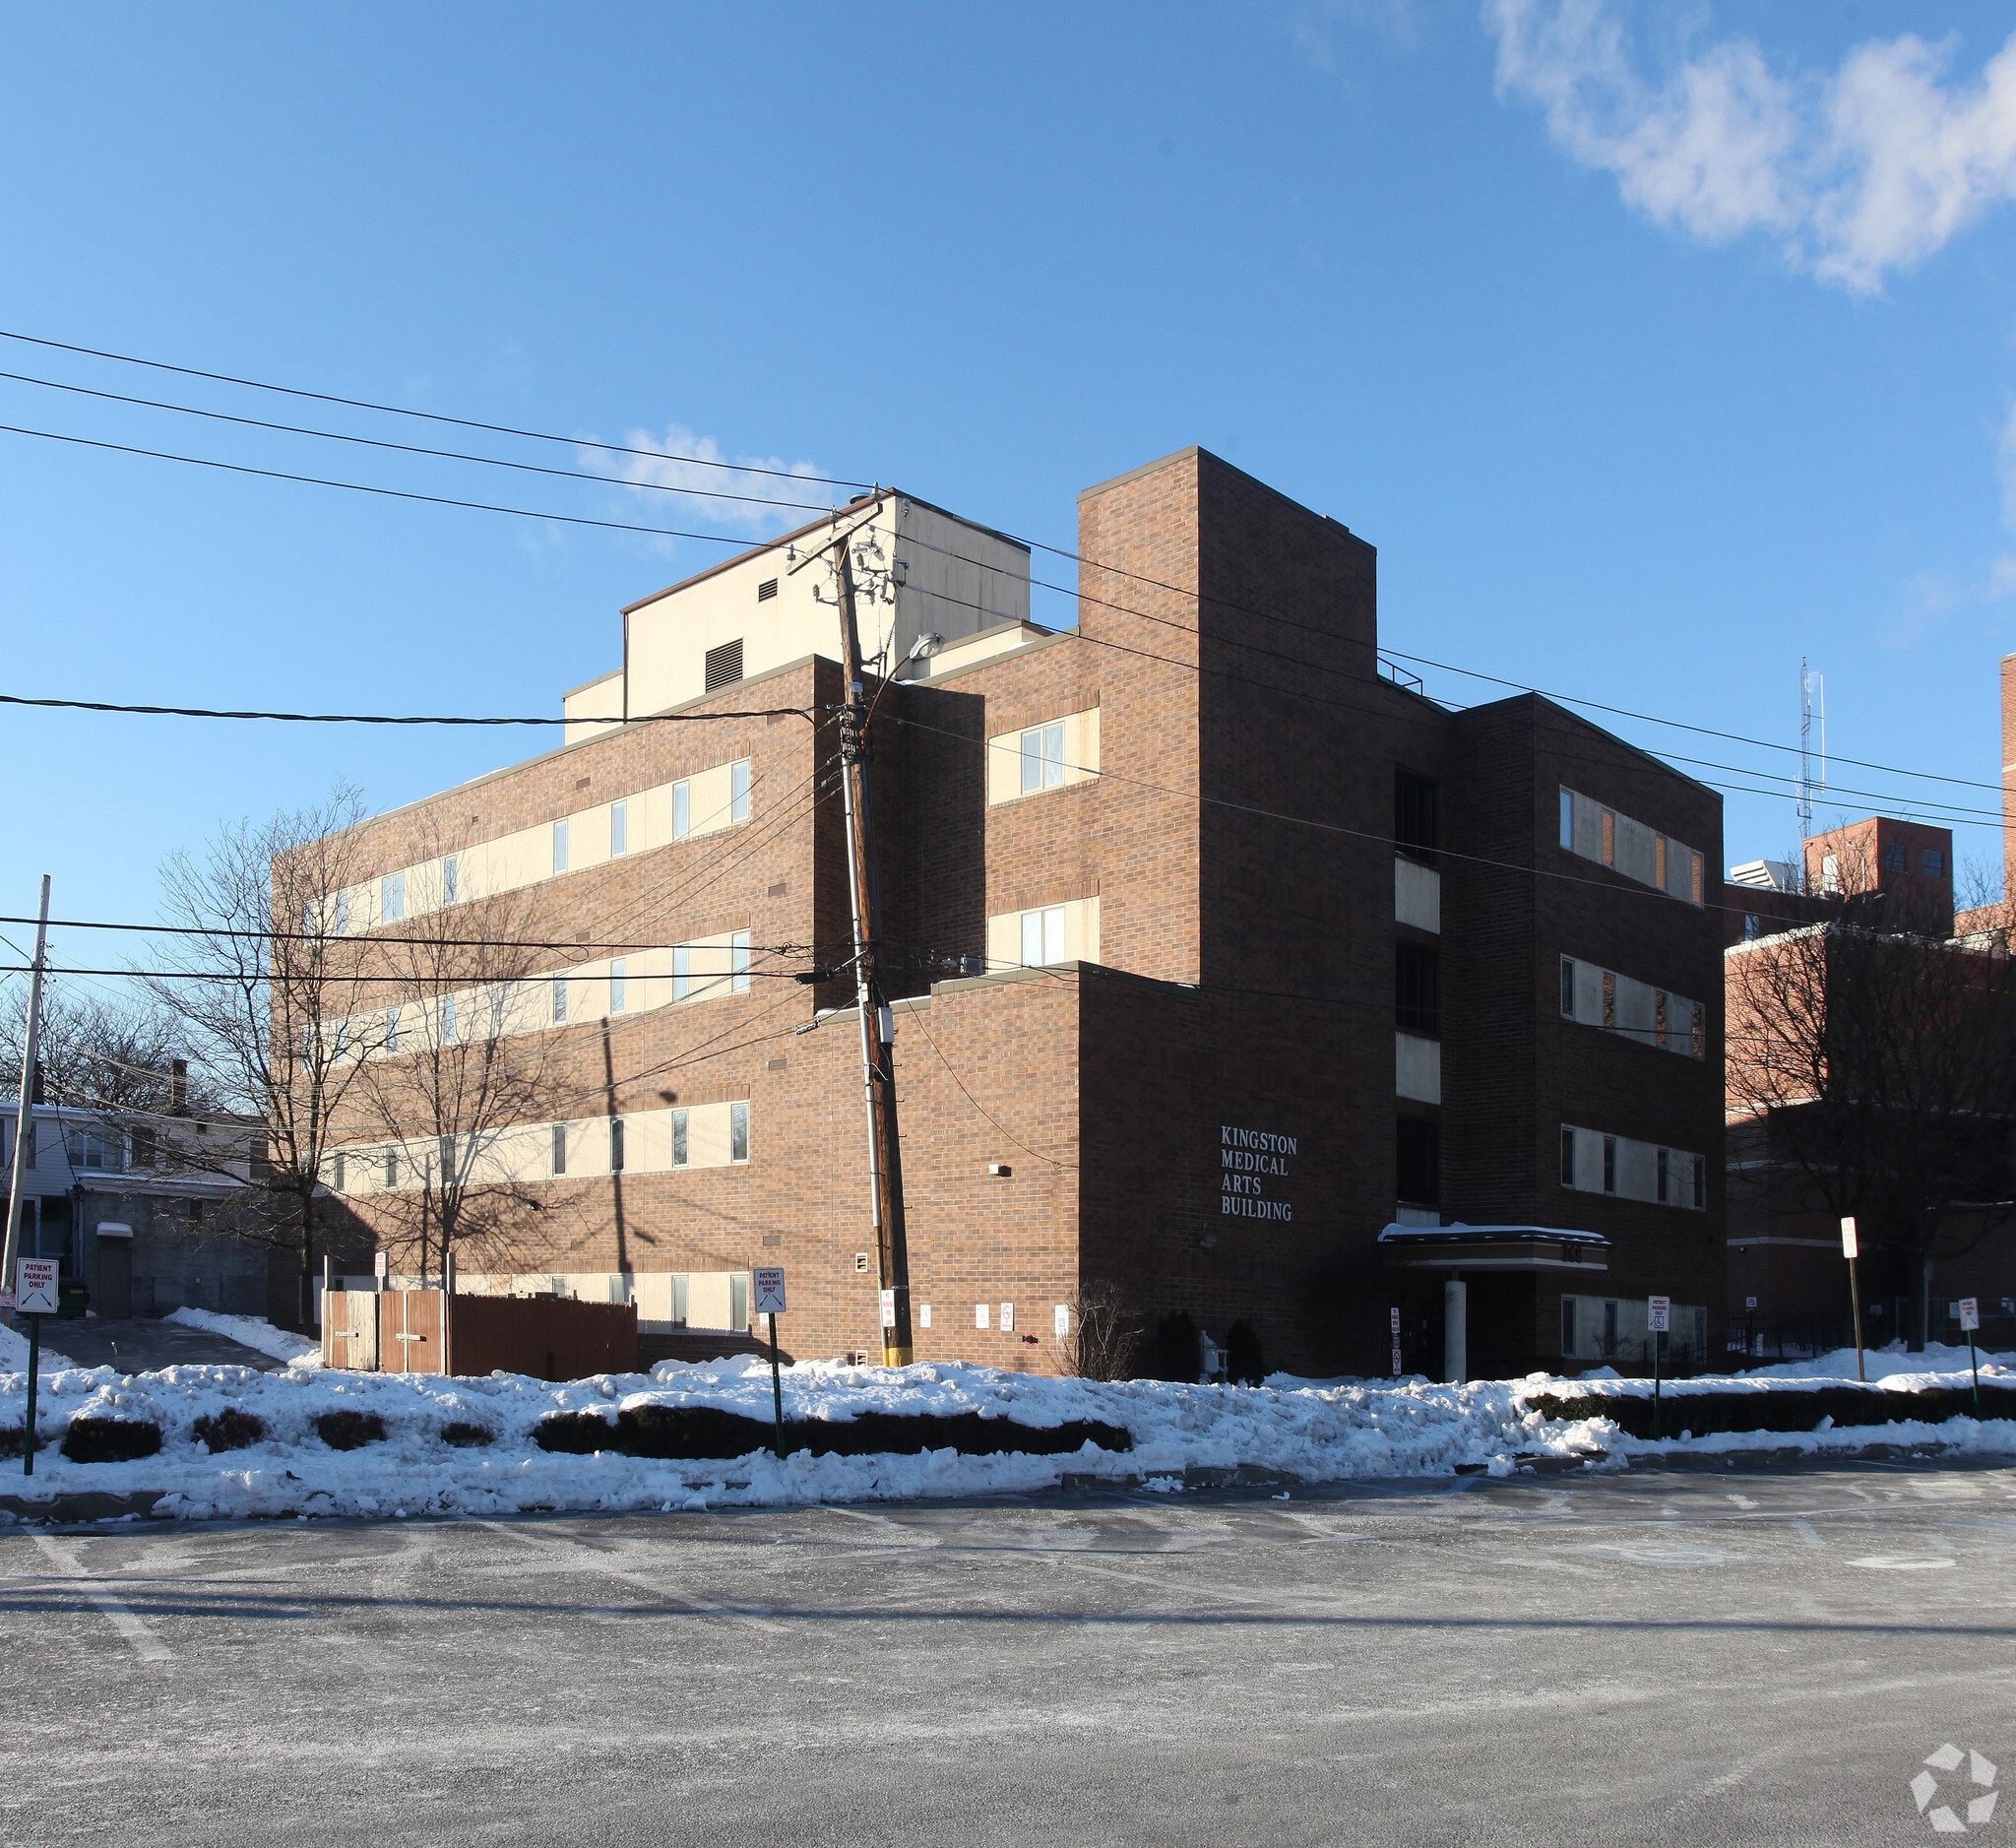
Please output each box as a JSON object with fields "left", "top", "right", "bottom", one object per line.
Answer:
{"left": 753, "top": 1267, "right": 788, "bottom": 1457}
{"left": 1959, "top": 1297, "right": 1982, "bottom": 1414}
{"left": 16, "top": 1258, "right": 57, "bottom": 1476}
{"left": 1648, "top": 1296, "right": 1670, "bottom": 1439}
{"left": 1841, "top": 1217, "right": 1865, "bottom": 1383}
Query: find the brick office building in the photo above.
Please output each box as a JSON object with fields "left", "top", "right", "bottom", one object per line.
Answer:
{"left": 316, "top": 448, "right": 1726, "bottom": 1378}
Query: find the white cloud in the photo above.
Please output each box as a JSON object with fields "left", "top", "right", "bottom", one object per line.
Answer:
{"left": 582, "top": 423, "right": 840, "bottom": 541}
{"left": 1487, "top": 1, "right": 2016, "bottom": 293}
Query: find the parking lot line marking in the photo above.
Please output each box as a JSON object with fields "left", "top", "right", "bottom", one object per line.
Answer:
{"left": 32, "top": 1534, "right": 172, "bottom": 1662}
{"left": 1791, "top": 1518, "right": 1826, "bottom": 1550}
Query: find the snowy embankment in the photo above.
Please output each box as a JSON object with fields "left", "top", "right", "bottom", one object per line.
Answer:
{"left": 163, "top": 1306, "right": 321, "bottom": 1366}
{"left": 0, "top": 1337, "right": 2006, "bottom": 1521}
{"left": 0, "top": 1321, "right": 76, "bottom": 1376}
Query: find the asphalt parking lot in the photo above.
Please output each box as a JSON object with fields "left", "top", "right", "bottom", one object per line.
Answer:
{"left": 3, "top": 1455, "right": 2013, "bottom": 1847}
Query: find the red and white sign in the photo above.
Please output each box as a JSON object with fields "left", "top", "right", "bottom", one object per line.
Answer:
{"left": 1959, "top": 1297, "right": 1981, "bottom": 1333}
{"left": 879, "top": 1288, "right": 896, "bottom": 1330}
{"left": 1648, "top": 1296, "right": 1671, "bottom": 1334}
{"left": 1840, "top": 1217, "right": 1858, "bottom": 1259}
{"left": 15, "top": 1257, "right": 59, "bottom": 1315}
{"left": 753, "top": 1267, "right": 787, "bottom": 1315}
{"left": 374, "top": 1250, "right": 389, "bottom": 1281}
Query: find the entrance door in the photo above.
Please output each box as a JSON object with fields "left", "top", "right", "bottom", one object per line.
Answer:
{"left": 96, "top": 1240, "right": 132, "bottom": 1317}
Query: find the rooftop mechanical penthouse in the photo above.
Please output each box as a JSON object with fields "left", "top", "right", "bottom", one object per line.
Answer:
{"left": 309, "top": 448, "right": 1726, "bottom": 1377}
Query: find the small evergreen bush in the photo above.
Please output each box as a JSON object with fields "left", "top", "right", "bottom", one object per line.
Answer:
{"left": 193, "top": 1408, "right": 266, "bottom": 1453}
{"left": 439, "top": 1422, "right": 494, "bottom": 1448}
{"left": 60, "top": 1419, "right": 162, "bottom": 1463}
{"left": 1225, "top": 1319, "right": 1266, "bottom": 1387}
{"left": 315, "top": 1409, "right": 387, "bottom": 1451}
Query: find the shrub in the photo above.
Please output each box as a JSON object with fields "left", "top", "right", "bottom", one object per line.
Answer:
{"left": 439, "top": 1422, "right": 494, "bottom": 1448}
{"left": 315, "top": 1410, "right": 387, "bottom": 1451}
{"left": 0, "top": 1427, "right": 22, "bottom": 1459}
{"left": 1146, "top": 1310, "right": 1200, "bottom": 1382}
{"left": 1225, "top": 1320, "right": 1266, "bottom": 1387}
{"left": 533, "top": 1406, "right": 1134, "bottom": 1462}
{"left": 60, "top": 1419, "right": 162, "bottom": 1463}
{"left": 193, "top": 1408, "right": 266, "bottom": 1453}
{"left": 1525, "top": 1383, "right": 2016, "bottom": 1441}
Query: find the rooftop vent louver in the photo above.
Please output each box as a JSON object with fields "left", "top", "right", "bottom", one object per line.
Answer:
{"left": 705, "top": 638, "right": 744, "bottom": 692}
{"left": 756, "top": 577, "right": 779, "bottom": 603}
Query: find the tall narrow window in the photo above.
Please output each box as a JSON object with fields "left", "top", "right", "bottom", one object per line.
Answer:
{"left": 1601, "top": 809, "right": 1615, "bottom": 866}
{"left": 1561, "top": 1297, "right": 1577, "bottom": 1356}
{"left": 731, "top": 930, "right": 751, "bottom": 995}
{"left": 608, "top": 959, "right": 627, "bottom": 1014}
{"left": 442, "top": 855, "right": 458, "bottom": 905}
{"left": 441, "top": 995, "right": 457, "bottom": 1046}
{"left": 1396, "top": 942, "right": 1440, "bottom": 1036}
{"left": 384, "top": 1148, "right": 398, "bottom": 1187}
{"left": 1692, "top": 1154, "right": 1707, "bottom": 1210}
{"left": 1020, "top": 723, "right": 1065, "bottom": 793}
{"left": 609, "top": 801, "right": 628, "bottom": 858}
{"left": 304, "top": 900, "right": 319, "bottom": 938}
{"left": 1395, "top": 769, "right": 1439, "bottom": 863}
{"left": 1691, "top": 1001, "right": 1706, "bottom": 1059}
{"left": 1559, "top": 956, "right": 1576, "bottom": 1018}
{"left": 333, "top": 1152, "right": 346, "bottom": 1193}
{"left": 671, "top": 1109, "right": 689, "bottom": 1167}
{"left": 551, "top": 976, "right": 567, "bottom": 1024}
{"left": 729, "top": 1101, "right": 749, "bottom": 1163}
{"left": 1654, "top": 990, "right": 1669, "bottom": 1051}
{"left": 551, "top": 1121, "right": 568, "bottom": 1177}
{"left": 672, "top": 781, "right": 691, "bottom": 841}
{"left": 552, "top": 819, "right": 569, "bottom": 873}
{"left": 1396, "top": 1116, "right": 1439, "bottom": 1206}
{"left": 1602, "top": 971, "right": 1615, "bottom": 1030}
{"left": 1559, "top": 1125, "right": 1576, "bottom": 1187}
{"left": 609, "top": 1117, "right": 626, "bottom": 1173}
{"left": 382, "top": 872, "right": 405, "bottom": 922}
{"left": 335, "top": 892, "right": 348, "bottom": 935}
{"left": 1925, "top": 849, "right": 1945, "bottom": 876}
{"left": 730, "top": 758, "right": 752, "bottom": 823}
{"left": 438, "top": 1135, "right": 456, "bottom": 1180}
{"left": 1602, "top": 1135, "right": 1617, "bottom": 1194}
{"left": 1558, "top": 788, "right": 1574, "bottom": 849}
{"left": 1021, "top": 906, "right": 1066, "bottom": 967}
{"left": 672, "top": 945, "right": 691, "bottom": 1002}
{"left": 1657, "top": 1146, "right": 1670, "bottom": 1203}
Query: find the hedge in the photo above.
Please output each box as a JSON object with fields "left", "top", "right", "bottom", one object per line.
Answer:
{"left": 1525, "top": 1382, "right": 2016, "bottom": 1441}
{"left": 60, "top": 1419, "right": 162, "bottom": 1463}
{"left": 535, "top": 1404, "right": 1133, "bottom": 1461}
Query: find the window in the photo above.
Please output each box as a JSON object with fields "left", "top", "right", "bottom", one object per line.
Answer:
{"left": 1743, "top": 913, "right": 1762, "bottom": 940}
{"left": 442, "top": 855, "right": 458, "bottom": 905}
{"left": 1820, "top": 852, "right": 1839, "bottom": 894}
{"left": 551, "top": 1122, "right": 567, "bottom": 1177}
{"left": 1395, "top": 770, "right": 1439, "bottom": 862}
{"left": 1925, "top": 849, "right": 1946, "bottom": 877}
{"left": 438, "top": 1135, "right": 456, "bottom": 1180}
{"left": 1559, "top": 956, "right": 1576, "bottom": 1017}
{"left": 382, "top": 872, "right": 405, "bottom": 923}
{"left": 671, "top": 1109, "right": 688, "bottom": 1167}
{"left": 609, "top": 959, "right": 627, "bottom": 1014}
{"left": 1560, "top": 1125, "right": 1576, "bottom": 1186}
{"left": 1397, "top": 1116, "right": 1439, "bottom": 1205}
{"left": 384, "top": 1148, "right": 399, "bottom": 1187}
{"left": 731, "top": 930, "right": 751, "bottom": 994}
{"left": 1603, "top": 1300, "right": 1618, "bottom": 1352}
{"left": 609, "top": 801, "right": 628, "bottom": 858}
{"left": 1558, "top": 788, "right": 1574, "bottom": 849}
{"left": 672, "top": 945, "right": 691, "bottom": 1002}
{"left": 1691, "top": 1001, "right": 1706, "bottom": 1058}
{"left": 132, "top": 1125, "right": 156, "bottom": 1168}
{"left": 672, "top": 781, "right": 691, "bottom": 841}
{"left": 304, "top": 900, "right": 318, "bottom": 938}
{"left": 1654, "top": 990, "right": 1668, "bottom": 1050}
{"left": 730, "top": 1272, "right": 749, "bottom": 1328}
{"left": 1021, "top": 906, "right": 1066, "bottom": 967}
{"left": 757, "top": 578, "right": 779, "bottom": 603}
{"left": 729, "top": 1101, "right": 749, "bottom": 1163}
{"left": 1693, "top": 1154, "right": 1707, "bottom": 1210}
{"left": 66, "top": 1125, "right": 124, "bottom": 1173}
{"left": 1558, "top": 788, "right": 1704, "bottom": 906}
{"left": 1884, "top": 843, "right": 1908, "bottom": 872}
{"left": 551, "top": 977, "right": 567, "bottom": 1024}
{"left": 441, "top": 995, "right": 457, "bottom": 1045}
{"left": 1602, "top": 1135, "right": 1616, "bottom": 1194}
{"left": 1020, "top": 723, "right": 1065, "bottom": 794}
{"left": 1561, "top": 1297, "right": 1577, "bottom": 1355}
{"left": 705, "top": 638, "right": 744, "bottom": 691}
{"left": 1602, "top": 970, "right": 1615, "bottom": 1030}
{"left": 730, "top": 758, "right": 752, "bottom": 823}
{"left": 1396, "top": 942, "right": 1440, "bottom": 1035}
{"left": 335, "top": 892, "right": 348, "bottom": 935}
{"left": 1657, "top": 1146, "right": 1670, "bottom": 1203}
{"left": 608, "top": 1117, "right": 626, "bottom": 1172}
{"left": 332, "top": 1152, "right": 346, "bottom": 1192}
{"left": 551, "top": 819, "right": 569, "bottom": 874}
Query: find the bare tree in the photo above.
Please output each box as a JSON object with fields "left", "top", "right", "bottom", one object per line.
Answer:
{"left": 345, "top": 860, "right": 559, "bottom": 1284}
{"left": 0, "top": 988, "right": 203, "bottom": 1116}
{"left": 1728, "top": 855, "right": 2016, "bottom": 1347}
{"left": 1061, "top": 1280, "right": 1139, "bottom": 1381}
{"left": 146, "top": 784, "right": 380, "bottom": 1322}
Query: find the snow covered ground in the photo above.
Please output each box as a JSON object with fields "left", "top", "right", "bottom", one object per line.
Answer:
{"left": 0, "top": 1321, "right": 76, "bottom": 1376}
{"left": 163, "top": 1307, "right": 321, "bottom": 1367}
{"left": 0, "top": 1343, "right": 2007, "bottom": 1521}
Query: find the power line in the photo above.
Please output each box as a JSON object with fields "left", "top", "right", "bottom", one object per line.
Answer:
{"left": 0, "top": 366, "right": 846, "bottom": 519}
{"left": 0, "top": 691, "right": 811, "bottom": 728}
{"left": 0, "top": 328, "right": 876, "bottom": 489}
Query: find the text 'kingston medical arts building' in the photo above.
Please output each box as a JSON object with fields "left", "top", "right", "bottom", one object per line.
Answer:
{"left": 309, "top": 447, "right": 1726, "bottom": 1377}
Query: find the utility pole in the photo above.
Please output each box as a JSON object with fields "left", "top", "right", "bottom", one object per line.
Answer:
{"left": 2, "top": 877, "right": 52, "bottom": 1327}
{"left": 830, "top": 514, "right": 914, "bottom": 1366}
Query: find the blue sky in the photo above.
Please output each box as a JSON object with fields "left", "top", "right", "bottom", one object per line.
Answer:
{"left": 6, "top": 1, "right": 2016, "bottom": 978}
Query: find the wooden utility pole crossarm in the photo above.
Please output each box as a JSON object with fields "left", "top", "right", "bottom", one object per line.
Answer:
{"left": 829, "top": 517, "right": 914, "bottom": 1367}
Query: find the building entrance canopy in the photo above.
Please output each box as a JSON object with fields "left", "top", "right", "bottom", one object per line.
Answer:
{"left": 1377, "top": 1224, "right": 1610, "bottom": 1271}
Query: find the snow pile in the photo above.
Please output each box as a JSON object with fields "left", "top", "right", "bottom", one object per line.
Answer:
{"left": 164, "top": 1306, "right": 321, "bottom": 1367}
{"left": 0, "top": 1352, "right": 2004, "bottom": 1522}
{"left": 0, "top": 1321, "right": 76, "bottom": 1376}
{"left": 1736, "top": 1340, "right": 2011, "bottom": 1383}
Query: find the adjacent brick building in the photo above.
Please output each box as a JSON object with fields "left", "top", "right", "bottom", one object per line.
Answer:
{"left": 315, "top": 449, "right": 1727, "bottom": 1378}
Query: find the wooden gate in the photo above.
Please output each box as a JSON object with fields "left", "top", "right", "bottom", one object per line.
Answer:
{"left": 323, "top": 1290, "right": 380, "bottom": 1370}
{"left": 382, "top": 1288, "right": 443, "bottom": 1374}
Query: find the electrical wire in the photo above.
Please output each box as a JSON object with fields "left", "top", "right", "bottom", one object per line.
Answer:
{"left": 0, "top": 691, "right": 812, "bottom": 728}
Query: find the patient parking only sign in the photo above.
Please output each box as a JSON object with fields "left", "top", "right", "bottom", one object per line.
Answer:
{"left": 15, "top": 1258, "right": 58, "bottom": 1315}
{"left": 753, "top": 1267, "right": 787, "bottom": 1315}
